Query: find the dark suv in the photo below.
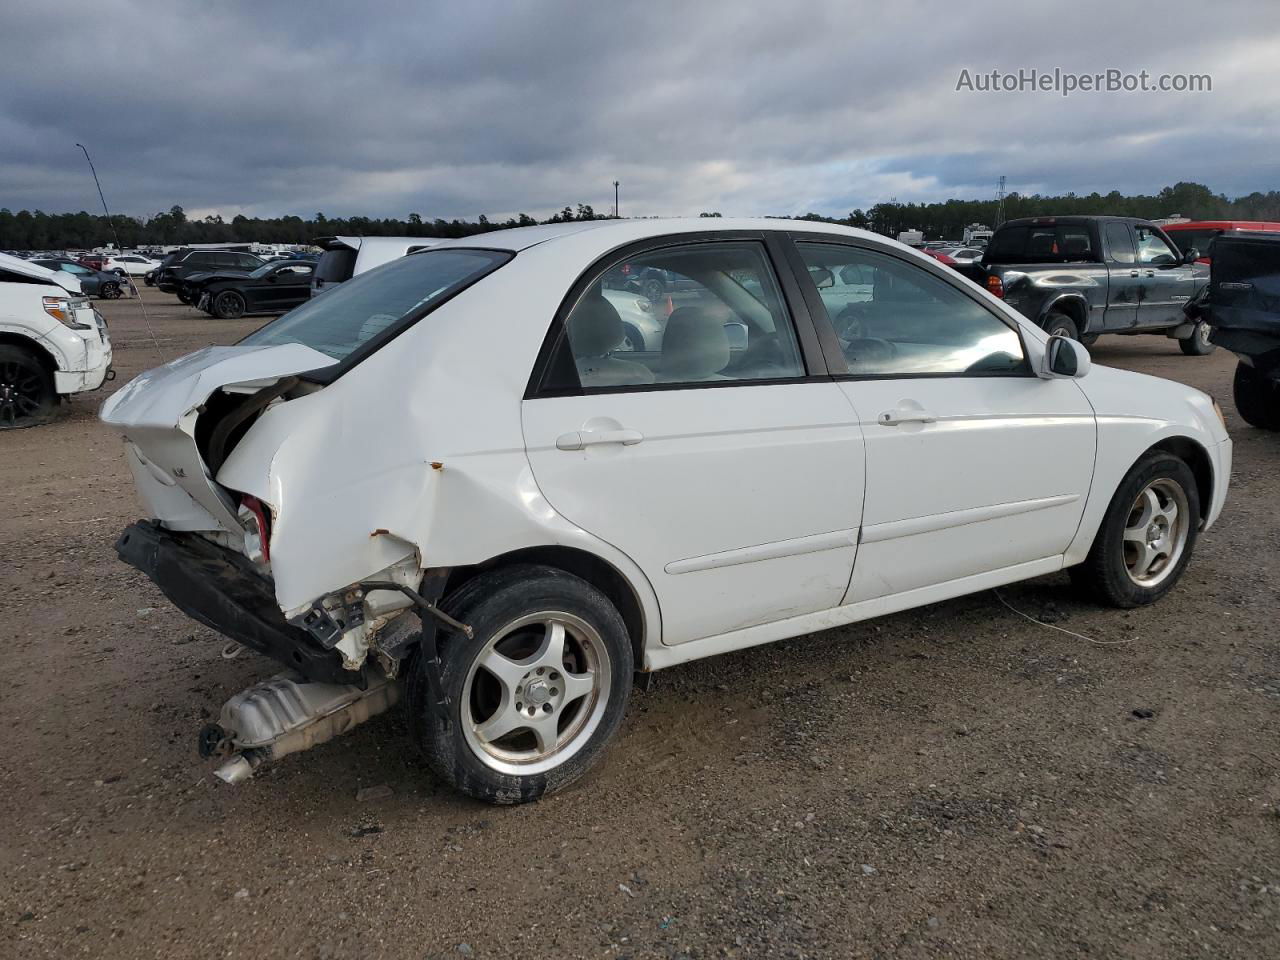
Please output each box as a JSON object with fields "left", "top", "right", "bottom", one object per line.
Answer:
{"left": 156, "top": 250, "right": 264, "bottom": 302}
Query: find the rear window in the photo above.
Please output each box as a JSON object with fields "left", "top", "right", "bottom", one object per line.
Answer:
{"left": 240, "top": 249, "right": 510, "bottom": 364}
{"left": 985, "top": 224, "right": 1097, "bottom": 264}
{"left": 1165, "top": 229, "right": 1221, "bottom": 257}
{"left": 315, "top": 247, "right": 358, "bottom": 285}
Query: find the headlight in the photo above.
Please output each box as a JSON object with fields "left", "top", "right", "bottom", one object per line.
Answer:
{"left": 42, "top": 296, "right": 93, "bottom": 330}
{"left": 634, "top": 298, "right": 652, "bottom": 313}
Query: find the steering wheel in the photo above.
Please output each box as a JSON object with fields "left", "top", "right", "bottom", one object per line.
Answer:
{"left": 843, "top": 337, "right": 898, "bottom": 367}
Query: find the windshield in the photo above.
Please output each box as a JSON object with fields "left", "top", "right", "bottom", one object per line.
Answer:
{"left": 241, "top": 248, "right": 510, "bottom": 362}
{"left": 248, "top": 262, "right": 280, "bottom": 278}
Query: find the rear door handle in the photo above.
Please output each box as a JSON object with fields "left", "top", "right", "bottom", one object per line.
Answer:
{"left": 1144, "top": 270, "right": 1156, "bottom": 278}
{"left": 1129, "top": 270, "right": 1139, "bottom": 277}
{"left": 878, "top": 408, "right": 937, "bottom": 427}
{"left": 556, "top": 428, "right": 644, "bottom": 450}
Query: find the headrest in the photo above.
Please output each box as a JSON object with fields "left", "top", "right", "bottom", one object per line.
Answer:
{"left": 660, "top": 307, "right": 729, "bottom": 379}
{"left": 569, "top": 293, "right": 624, "bottom": 357}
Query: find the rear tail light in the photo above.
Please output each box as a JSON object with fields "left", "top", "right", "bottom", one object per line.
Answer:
{"left": 238, "top": 494, "right": 272, "bottom": 564}
{"left": 986, "top": 275, "right": 1005, "bottom": 299}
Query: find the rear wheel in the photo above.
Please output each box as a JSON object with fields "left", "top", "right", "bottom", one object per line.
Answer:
{"left": 1044, "top": 311, "right": 1079, "bottom": 341}
{"left": 406, "top": 564, "right": 633, "bottom": 804}
{"left": 1179, "top": 320, "right": 1216, "bottom": 356}
{"left": 99, "top": 281, "right": 122, "bottom": 299}
{"left": 212, "top": 291, "right": 247, "bottom": 320}
{"left": 1233, "top": 361, "right": 1280, "bottom": 430}
{"left": 1070, "top": 452, "right": 1199, "bottom": 608}
{"left": 1080, "top": 332, "right": 1100, "bottom": 347}
{"left": 175, "top": 287, "right": 193, "bottom": 305}
{"left": 0, "top": 345, "right": 56, "bottom": 429}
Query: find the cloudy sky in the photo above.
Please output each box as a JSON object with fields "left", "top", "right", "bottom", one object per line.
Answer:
{"left": 2, "top": 0, "right": 1276, "bottom": 222}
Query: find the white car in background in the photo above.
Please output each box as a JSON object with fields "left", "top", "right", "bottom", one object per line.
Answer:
{"left": 103, "top": 254, "right": 159, "bottom": 276}
{"left": 0, "top": 252, "right": 113, "bottom": 427}
{"left": 102, "top": 218, "right": 1229, "bottom": 803}
{"left": 311, "top": 235, "right": 444, "bottom": 296}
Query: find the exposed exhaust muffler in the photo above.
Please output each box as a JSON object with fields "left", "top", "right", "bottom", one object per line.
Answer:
{"left": 202, "top": 671, "right": 401, "bottom": 783}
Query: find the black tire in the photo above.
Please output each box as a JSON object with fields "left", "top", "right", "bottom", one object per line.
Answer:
{"left": 1044, "top": 311, "right": 1079, "bottom": 341}
{"left": 212, "top": 290, "right": 247, "bottom": 320}
{"left": 1178, "top": 320, "right": 1216, "bottom": 356}
{"left": 619, "top": 323, "right": 644, "bottom": 352}
{"left": 1080, "top": 332, "right": 1100, "bottom": 347}
{"left": 175, "top": 287, "right": 193, "bottom": 305}
{"left": 1233, "top": 361, "right": 1280, "bottom": 430}
{"left": 406, "top": 564, "right": 633, "bottom": 804}
{"left": 642, "top": 277, "right": 665, "bottom": 302}
{"left": 1069, "top": 452, "right": 1200, "bottom": 608}
{"left": 0, "top": 344, "right": 57, "bottom": 429}
{"left": 99, "top": 281, "right": 122, "bottom": 300}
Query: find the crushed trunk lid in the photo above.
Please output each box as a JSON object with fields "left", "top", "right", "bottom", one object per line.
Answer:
{"left": 100, "top": 343, "right": 337, "bottom": 533}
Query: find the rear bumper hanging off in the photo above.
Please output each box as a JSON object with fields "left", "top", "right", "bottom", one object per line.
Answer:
{"left": 114, "top": 520, "right": 361, "bottom": 686}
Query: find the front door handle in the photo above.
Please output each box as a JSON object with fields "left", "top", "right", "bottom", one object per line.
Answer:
{"left": 1129, "top": 270, "right": 1139, "bottom": 278}
{"left": 1144, "top": 270, "right": 1156, "bottom": 278}
{"left": 877, "top": 407, "right": 937, "bottom": 427}
{"left": 556, "top": 428, "right": 645, "bottom": 450}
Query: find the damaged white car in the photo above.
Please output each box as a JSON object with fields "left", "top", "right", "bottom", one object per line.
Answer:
{"left": 102, "top": 218, "right": 1231, "bottom": 803}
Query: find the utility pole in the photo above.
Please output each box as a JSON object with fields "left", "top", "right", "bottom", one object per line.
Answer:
{"left": 613, "top": 180, "right": 620, "bottom": 218}
{"left": 997, "top": 175, "right": 1007, "bottom": 227}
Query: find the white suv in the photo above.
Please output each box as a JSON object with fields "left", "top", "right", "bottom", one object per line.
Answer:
{"left": 0, "top": 252, "right": 113, "bottom": 427}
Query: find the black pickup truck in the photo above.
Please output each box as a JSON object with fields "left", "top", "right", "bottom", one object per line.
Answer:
{"left": 955, "top": 216, "right": 1212, "bottom": 354}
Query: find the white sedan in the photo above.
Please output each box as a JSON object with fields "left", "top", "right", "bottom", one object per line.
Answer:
{"left": 101, "top": 218, "right": 1231, "bottom": 803}
{"left": 102, "top": 254, "right": 159, "bottom": 276}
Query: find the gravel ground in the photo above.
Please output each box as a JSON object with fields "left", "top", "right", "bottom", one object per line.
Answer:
{"left": 2, "top": 289, "right": 1278, "bottom": 959}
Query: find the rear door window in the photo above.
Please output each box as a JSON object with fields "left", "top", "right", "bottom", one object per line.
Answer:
{"left": 985, "top": 224, "right": 1096, "bottom": 263}
{"left": 1104, "top": 223, "right": 1137, "bottom": 263}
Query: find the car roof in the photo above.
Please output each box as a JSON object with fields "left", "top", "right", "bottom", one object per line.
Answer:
{"left": 997, "top": 215, "right": 1149, "bottom": 228}
{"left": 1163, "top": 220, "right": 1280, "bottom": 232}
{"left": 426, "top": 217, "right": 892, "bottom": 254}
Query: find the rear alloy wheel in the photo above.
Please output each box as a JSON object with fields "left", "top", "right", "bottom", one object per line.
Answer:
{"left": 642, "top": 277, "right": 665, "bottom": 302}
{"left": 100, "top": 281, "right": 122, "bottom": 300}
{"left": 1233, "top": 361, "right": 1280, "bottom": 430}
{"left": 0, "top": 345, "right": 57, "bottom": 429}
{"left": 406, "top": 564, "right": 633, "bottom": 804}
{"left": 1044, "top": 311, "right": 1079, "bottom": 341}
{"left": 1070, "top": 452, "right": 1199, "bottom": 607}
{"left": 212, "top": 291, "right": 247, "bottom": 320}
{"left": 1179, "top": 320, "right": 1216, "bottom": 356}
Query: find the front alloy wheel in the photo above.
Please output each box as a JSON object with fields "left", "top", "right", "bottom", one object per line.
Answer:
{"left": 213, "top": 291, "right": 246, "bottom": 319}
{"left": 406, "top": 564, "right": 633, "bottom": 803}
{"left": 1070, "top": 452, "right": 1200, "bottom": 607}
{"left": 0, "top": 346, "right": 56, "bottom": 429}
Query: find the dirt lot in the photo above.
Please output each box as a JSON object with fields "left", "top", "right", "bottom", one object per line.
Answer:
{"left": 2, "top": 288, "right": 1278, "bottom": 959}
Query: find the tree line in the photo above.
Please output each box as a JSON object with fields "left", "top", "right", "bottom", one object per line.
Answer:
{"left": 2, "top": 182, "right": 1277, "bottom": 251}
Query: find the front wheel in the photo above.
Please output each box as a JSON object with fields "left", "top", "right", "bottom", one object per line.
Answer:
{"left": 99, "top": 282, "right": 122, "bottom": 300}
{"left": 175, "top": 288, "right": 193, "bottom": 305}
{"left": 1179, "top": 320, "right": 1216, "bottom": 356}
{"left": 406, "top": 565, "right": 633, "bottom": 804}
{"left": 0, "top": 345, "right": 57, "bottom": 429}
{"left": 1044, "top": 311, "right": 1079, "bottom": 341}
{"left": 1233, "top": 361, "right": 1280, "bottom": 430}
{"left": 1070, "top": 452, "right": 1200, "bottom": 608}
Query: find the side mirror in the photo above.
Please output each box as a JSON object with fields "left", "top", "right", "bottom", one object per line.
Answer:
{"left": 1183, "top": 247, "right": 1200, "bottom": 265}
{"left": 1043, "top": 335, "right": 1091, "bottom": 379}
{"left": 723, "top": 320, "right": 749, "bottom": 350}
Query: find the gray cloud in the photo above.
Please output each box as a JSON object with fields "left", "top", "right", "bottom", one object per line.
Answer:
{"left": 1, "top": 0, "right": 1276, "bottom": 221}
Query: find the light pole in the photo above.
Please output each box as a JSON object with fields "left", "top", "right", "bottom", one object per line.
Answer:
{"left": 76, "top": 143, "right": 122, "bottom": 252}
{"left": 613, "top": 180, "right": 619, "bottom": 218}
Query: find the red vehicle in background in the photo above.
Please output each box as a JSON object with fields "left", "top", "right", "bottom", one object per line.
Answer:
{"left": 1163, "top": 221, "right": 1280, "bottom": 264}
